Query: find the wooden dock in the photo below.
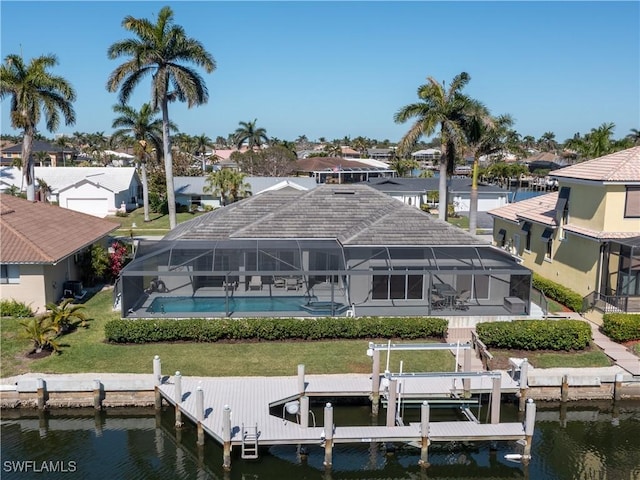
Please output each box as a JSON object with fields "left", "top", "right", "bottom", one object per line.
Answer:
{"left": 154, "top": 359, "right": 535, "bottom": 470}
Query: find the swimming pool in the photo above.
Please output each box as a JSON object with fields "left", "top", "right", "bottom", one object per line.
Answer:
{"left": 146, "top": 296, "right": 347, "bottom": 315}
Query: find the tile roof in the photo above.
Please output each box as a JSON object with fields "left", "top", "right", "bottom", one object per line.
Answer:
{"left": 551, "top": 146, "right": 640, "bottom": 182}
{"left": 488, "top": 192, "right": 558, "bottom": 226}
{"left": 165, "top": 184, "right": 486, "bottom": 246}
{"left": 0, "top": 194, "right": 119, "bottom": 264}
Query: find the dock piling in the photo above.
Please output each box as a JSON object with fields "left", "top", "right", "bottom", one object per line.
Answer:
{"left": 300, "top": 395, "right": 309, "bottom": 428}
{"left": 463, "top": 349, "right": 471, "bottom": 398}
{"left": 153, "top": 356, "right": 162, "bottom": 409}
{"left": 174, "top": 371, "right": 183, "bottom": 428}
{"left": 518, "top": 358, "right": 529, "bottom": 411}
{"left": 614, "top": 373, "right": 623, "bottom": 401}
{"left": 36, "top": 378, "right": 46, "bottom": 410}
{"left": 223, "top": 405, "right": 232, "bottom": 470}
{"left": 490, "top": 375, "right": 501, "bottom": 424}
{"left": 323, "top": 403, "right": 334, "bottom": 469}
{"left": 419, "top": 401, "right": 430, "bottom": 467}
{"left": 93, "top": 379, "right": 102, "bottom": 410}
{"left": 298, "top": 364, "right": 305, "bottom": 394}
{"left": 196, "top": 383, "right": 204, "bottom": 446}
{"left": 386, "top": 379, "right": 398, "bottom": 427}
{"left": 561, "top": 374, "right": 569, "bottom": 402}
{"left": 523, "top": 398, "right": 536, "bottom": 463}
{"left": 371, "top": 348, "right": 381, "bottom": 416}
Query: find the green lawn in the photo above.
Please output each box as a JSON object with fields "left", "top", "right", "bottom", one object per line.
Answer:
{"left": 108, "top": 208, "right": 207, "bottom": 236}
{"left": 489, "top": 347, "right": 613, "bottom": 369}
{"left": 0, "top": 290, "right": 454, "bottom": 378}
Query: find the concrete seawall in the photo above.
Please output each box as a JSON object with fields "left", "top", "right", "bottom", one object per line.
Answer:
{"left": 1, "top": 369, "right": 639, "bottom": 410}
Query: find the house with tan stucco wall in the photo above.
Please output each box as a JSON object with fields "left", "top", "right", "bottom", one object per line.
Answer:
{"left": 488, "top": 147, "right": 640, "bottom": 313}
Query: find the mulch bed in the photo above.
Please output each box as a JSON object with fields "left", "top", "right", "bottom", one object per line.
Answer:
{"left": 25, "top": 349, "right": 53, "bottom": 359}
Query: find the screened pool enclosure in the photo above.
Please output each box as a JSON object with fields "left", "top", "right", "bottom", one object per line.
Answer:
{"left": 116, "top": 238, "right": 532, "bottom": 318}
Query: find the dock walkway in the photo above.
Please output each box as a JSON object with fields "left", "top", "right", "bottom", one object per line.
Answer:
{"left": 157, "top": 372, "right": 522, "bottom": 447}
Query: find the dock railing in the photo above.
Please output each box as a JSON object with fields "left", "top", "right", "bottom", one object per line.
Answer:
{"left": 470, "top": 331, "right": 493, "bottom": 370}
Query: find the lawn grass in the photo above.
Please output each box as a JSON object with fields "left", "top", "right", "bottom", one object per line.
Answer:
{"left": 107, "top": 208, "right": 207, "bottom": 236}
{"left": 0, "top": 289, "right": 453, "bottom": 378}
{"left": 489, "top": 347, "right": 613, "bottom": 369}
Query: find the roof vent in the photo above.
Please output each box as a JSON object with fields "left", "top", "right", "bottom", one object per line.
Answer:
{"left": 333, "top": 190, "right": 355, "bottom": 195}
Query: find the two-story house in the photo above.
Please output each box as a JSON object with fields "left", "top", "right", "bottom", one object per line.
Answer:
{"left": 488, "top": 146, "right": 640, "bottom": 313}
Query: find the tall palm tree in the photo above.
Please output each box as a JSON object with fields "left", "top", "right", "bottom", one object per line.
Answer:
{"left": 111, "top": 103, "right": 164, "bottom": 222}
{"left": 107, "top": 6, "right": 216, "bottom": 230}
{"left": 234, "top": 119, "right": 269, "bottom": 150}
{"left": 538, "top": 132, "right": 557, "bottom": 152}
{"left": 0, "top": 54, "right": 76, "bottom": 201}
{"left": 465, "top": 113, "right": 514, "bottom": 235}
{"left": 193, "top": 133, "right": 212, "bottom": 170}
{"left": 394, "top": 72, "right": 483, "bottom": 220}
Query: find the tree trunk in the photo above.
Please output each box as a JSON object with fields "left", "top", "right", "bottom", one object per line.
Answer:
{"left": 22, "top": 128, "right": 36, "bottom": 201}
{"left": 438, "top": 152, "right": 448, "bottom": 221}
{"left": 141, "top": 161, "right": 150, "bottom": 222}
{"left": 161, "top": 98, "right": 177, "bottom": 230}
{"left": 469, "top": 153, "right": 480, "bottom": 235}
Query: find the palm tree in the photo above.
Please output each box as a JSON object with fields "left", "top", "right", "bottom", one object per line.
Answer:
{"left": 54, "top": 135, "right": 72, "bottom": 166}
{"left": 35, "top": 177, "right": 53, "bottom": 203}
{"left": 193, "top": 133, "right": 212, "bottom": 170}
{"left": 538, "top": 132, "right": 558, "bottom": 152}
{"left": 111, "top": 103, "right": 164, "bottom": 222}
{"left": 626, "top": 128, "right": 640, "bottom": 146}
{"left": 20, "top": 317, "right": 60, "bottom": 354}
{"left": 234, "top": 119, "right": 269, "bottom": 150}
{"left": 33, "top": 150, "right": 51, "bottom": 167}
{"left": 107, "top": 6, "right": 216, "bottom": 230}
{"left": 584, "top": 122, "right": 615, "bottom": 159}
{"left": 204, "top": 169, "right": 250, "bottom": 206}
{"left": 0, "top": 54, "right": 76, "bottom": 201}
{"left": 394, "top": 72, "right": 483, "bottom": 220}
{"left": 41, "top": 298, "right": 87, "bottom": 334}
{"left": 465, "top": 113, "right": 514, "bottom": 234}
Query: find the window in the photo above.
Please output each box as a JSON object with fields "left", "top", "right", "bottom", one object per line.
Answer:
{"left": 496, "top": 229, "right": 506, "bottom": 247}
{"left": 513, "top": 234, "right": 521, "bottom": 255}
{"left": 0, "top": 264, "right": 20, "bottom": 284}
{"left": 625, "top": 187, "right": 640, "bottom": 218}
{"left": 542, "top": 228, "right": 554, "bottom": 260}
{"left": 372, "top": 268, "right": 423, "bottom": 300}
{"left": 521, "top": 222, "right": 532, "bottom": 251}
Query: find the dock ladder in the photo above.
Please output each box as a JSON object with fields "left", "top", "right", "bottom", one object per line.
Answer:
{"left": 241, "top": 423, "right": 259, "bottom": 460}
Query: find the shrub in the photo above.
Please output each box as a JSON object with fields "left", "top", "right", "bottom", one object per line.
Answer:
{"left": 104, "top": 316, "right": 448, "bottom": 344}
{"left": 532, "top": 273, "right": 584, "bottom": 313}
{"left": 0, "top": 299, "right": 34, "bottom": 318}
{"left": 476, "top": 319, "right": 591, "bottom": 351}
{"left": 601, "top": 313, "right": 640, "bottom": 342}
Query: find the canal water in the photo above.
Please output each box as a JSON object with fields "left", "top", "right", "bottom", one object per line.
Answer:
{"left": 2, "top": 400, "right": 639, "bottom": 479}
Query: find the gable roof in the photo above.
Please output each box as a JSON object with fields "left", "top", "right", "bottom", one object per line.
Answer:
{"left": 165, "top": 184, "right": 487, "bottom": 246}
{"left": 1, "top": 140, "right": 68, "bottom": 154}
{"left": 366, "top": 177, "right": 508, "bottom": 195}
{"left": 173, "top": 176, "right": 318, "bottom": 196}
{"left": 0, "top": 194, "right": 119, "bottom": 264}
{"left": 0, "top": 167, "right": 139, "bottom": 193}
{"left": 551, "top": 146, "right": 640, "bottom": 182}
{"left": 488, "top": 192, "right": 559, "bottom": 227}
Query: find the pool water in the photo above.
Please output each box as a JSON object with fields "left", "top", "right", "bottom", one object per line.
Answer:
{"left": 146, "top": 296, "right": 346, "bottom": 315}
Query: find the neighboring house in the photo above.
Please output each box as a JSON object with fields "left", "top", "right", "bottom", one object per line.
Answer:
{"left": 117, "top": 184, "right": 531, "bottom": 319}
{"left": 174, "top": 176, "right": 318, "bottom": 210}
{"left": 0, "top": 194, "right": 118, "bottom": 312}
{"left": 296, "top": 157, "right": 396, "bottom": 184}
{"left": 488, "top": 147, "right": 640, "bottom": 313}
{"left": 365, "top": 177, "right": 509, "bottom": 214}
{"left": 0, "top": 167, "right": 142, "bottom": 217}
{"left": 367, "top": 148, "right": 395, "bottom": 160}
{"left": 1, "top": 140, "right": 77, "bottom": 167}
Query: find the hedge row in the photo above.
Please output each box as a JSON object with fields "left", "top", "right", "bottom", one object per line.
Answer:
{"left": 476, "top": 319, "right": 591, "bottom": 351}
{"left": 601, "top": 313, "right": 640, "bottom": 342}
{"left": 532, "top": 273, "right": 584, "bottom": 313}
{"left": 104, "top": 316, "right": 449, "bottom": 344}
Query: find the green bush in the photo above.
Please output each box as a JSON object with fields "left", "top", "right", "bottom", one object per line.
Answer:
{"left": 476, "top": 319, "right": 591, "bottom": 351}
{"left": 601, "top": 313, "right": 640, "bottom": 342}
{"left": 532, "top": 273, "right": 584, "bottom": 312}
{"left": 104, "top": 316, "right": 448, "bottom": 344}
{"left": 0, "top": 299, "right": 34, "bottom": 318}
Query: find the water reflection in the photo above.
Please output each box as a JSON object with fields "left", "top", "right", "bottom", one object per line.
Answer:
{"left": 1, "top": 401, "right": 639, "bottom": 480}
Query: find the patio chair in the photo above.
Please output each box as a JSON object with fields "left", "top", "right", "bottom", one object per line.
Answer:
{"left": 431, "top": 293, "right": 446, "bottom": 310}
{"left": 286, "top": 277, "right": 301, "bottom": 291}
{"left": 249, "top": 276, "right": 262, "bottom": 290}
{"left": 273, "top": 277, "right": 286, "bottom": 288}
{"left": 455, "top": 290, "right": 471, "bottom": 310}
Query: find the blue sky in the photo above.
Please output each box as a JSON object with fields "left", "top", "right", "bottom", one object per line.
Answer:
{"left": 1, "top": 1, "right": 638, "bottom": 144}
